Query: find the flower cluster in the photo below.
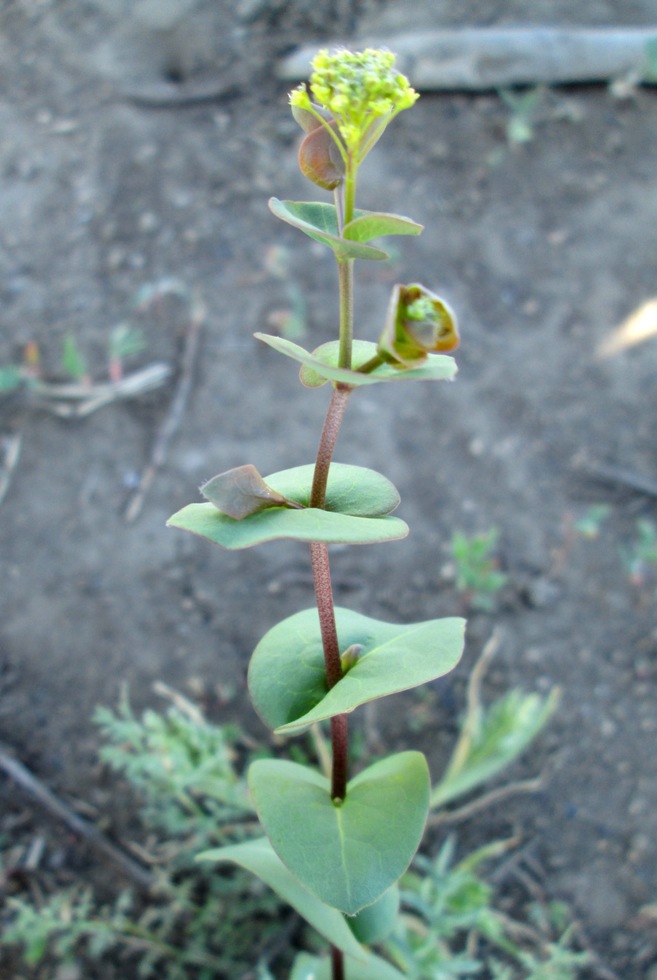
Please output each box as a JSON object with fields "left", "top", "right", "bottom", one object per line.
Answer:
{"left": 290, "top": 48, "right": 418, "bottom": 162}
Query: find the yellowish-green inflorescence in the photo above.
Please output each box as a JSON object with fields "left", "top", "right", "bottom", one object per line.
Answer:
{"left": 290, "top": 48, "right": 418, "bottom": 162}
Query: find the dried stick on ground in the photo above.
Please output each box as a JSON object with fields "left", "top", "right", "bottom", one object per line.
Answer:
{"left": 280, "top": 26, "right": 657, "bottom": 90}
{"left": 28, "top": 363, "right": 172, "bottom": 419}
{"left": 0, "top": 432, "right": 22, "bottom": 507}
{"left": 124, "top": 296, "right": 204, "bottom": 523}
{"left": 576, "top": 460, "right": 657, "bottom": 500}
{"left": 0, "top": 742, "right": 155, "bottom": 892}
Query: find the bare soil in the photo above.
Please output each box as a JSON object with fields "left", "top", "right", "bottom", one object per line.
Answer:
{"left": 1, "top": 1, "right": 657, "bottom": 977}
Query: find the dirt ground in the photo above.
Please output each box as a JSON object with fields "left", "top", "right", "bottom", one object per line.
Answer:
{"left": 1, "top": 0, "right": 657, "bottom": 977}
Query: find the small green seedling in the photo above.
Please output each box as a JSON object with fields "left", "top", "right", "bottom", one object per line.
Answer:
{"left": 573, "top": 504, "right": 611, "bottom": 539}
{"left": 622, "top": 517, "right": 657, "bottom": 587}
{"left": 61, "top": 333, "right": 90, "bottom": 383}
{"left": 450, "top": 528, "right": 507, "bottom": 612}
{"left": 108, "top": 323, "right": 146, "bottom": 381}
{"left": 499, "top": 87, "right": 543, "bottom": 145}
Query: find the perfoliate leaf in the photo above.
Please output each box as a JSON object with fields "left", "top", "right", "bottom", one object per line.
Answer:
{"left": 343, "top": 211, "right": 423, "bottom": 243}
{"left": 263, "top": 462, "right": 400, "bottom": 516}
{"left": 248, "top": 606, "right": 465, "bottom": 733}
{"left": 268, "top": 199, "right": 388, "bottom": 261}
{"left": 197, "top": 838, "right": 366, "bottom": 961}
{"left": 248, "top": 753, "right": 430, "bottom": 914}
{"left": 255, "top": 334, "right": 458, "bottom": 388}
{"left": 168, "top": 463, "right": 407, "bottom": 548}
{"left": 167, "top": 502, "right": 408, "bottom": 548}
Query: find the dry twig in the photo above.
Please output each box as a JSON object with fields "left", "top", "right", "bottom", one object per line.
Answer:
{"left": 0, "top": 742, "right": 155, "bottom": 892}
{"left": 0, "top": 432, "right": 22, "bottom": 506}
{"left": 124, "top": 296, "right": 204, "bottom": 522}
{"left": 576, "top": 459, "right": 657, "bottom": 500}
{"left": 27, "top": 362, "right": 172, "bottom": 419}
{"left": 280, "top": 27, "right": 657, "bottom": 90}
{"left": 428, "top": 774, "right": 545, "bottom": 827}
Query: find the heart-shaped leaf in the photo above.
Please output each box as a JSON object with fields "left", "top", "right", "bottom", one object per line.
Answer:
{"left": 268, "top": 199, "right": 388, "bottom": 261}
{"left": 343, "top": 211, "right": 423, "bottom": 243}
{"left": 255, "top": 334, "right": 458, "bottom": 388}
{"left": 197, "top": 838, "right": 366, "bottom": 962}
{"left": 249, "top": 753, "right": 430, "bottom": 915}
{"left": 248, "top": 606, "right": 465, "bottom": 733}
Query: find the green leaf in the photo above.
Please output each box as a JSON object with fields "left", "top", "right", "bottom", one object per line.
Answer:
{"left": 343, "top": 211, "right": 422, "bottom": 243}
{"left": 248, "top": 607, "right": 465, "bottom": 734}
{"left": 249, "top": 753, "right": 430, "bottom": 915}
{"left": 291, "top": 951, "right": 406, "bottom": 980}
{"left": 167, "top": 502, "right": 408, "bottom": 549}
{"left": 268, "top": 199, "right": 388, "bottom": 261}
{"left": 62, "top": 334, "right": 87, "bottom": 380}
{"left": 197, "top": 838, "right": 366, "bottom": 962}
{"left": 168, "top": 464, "right": 407, "bottom": 548}
{"left": 431, "top": 688, "right": 560, "bottom": 810}
{"left": 347, "top": 885, "right": 400, "bottom": 944}
{"left": 0, "top": 365, "right": 23, "bottom": 393}
{"left": 263, "top": 463, "right": 400, "bottom": 516}
{"left": 255, "top": 334, "right": 458, "bottom": 388}
{"left": 201, "top": 463, "right": 399, "bottom": 518}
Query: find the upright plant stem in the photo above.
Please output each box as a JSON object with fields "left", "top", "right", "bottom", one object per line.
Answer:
{"left": 331, "top": 945, "right": 346, "bottom": 980}
{"left": 312, "top": 175, "right": 356, "bottom": 980}
{"left": 309, "top": 383, "right": 352, "bottom": 799}
{"left": 337, "top": 261, "right": 354, "bottom": 369}
{"left": 337, "top": 161, "right": 356, "bottom": 371}
{"left": 309, "top": 541, "right": 343, "bottom": 693}
{"left": 310, "top": 385, "right": 352, "bottom": 510}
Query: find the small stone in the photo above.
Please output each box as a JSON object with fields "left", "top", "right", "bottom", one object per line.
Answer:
{"left": 138, "top": 211, "right": 158, "bottom": 233}
{"left": 600, "top": 717, "right": 616, "bottom": 737}
{"left": 55, "top": 966, "right": 82, "bottom": 980}
{"left": 524, "top": 577, "right": 561, "bottom": 609}
{"left": 235, "top": 0, "right": 271, "bottom": 22}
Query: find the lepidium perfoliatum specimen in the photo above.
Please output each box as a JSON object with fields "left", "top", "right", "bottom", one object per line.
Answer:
{"left": 168, "top": 49, "right": 465, "bottom": 979}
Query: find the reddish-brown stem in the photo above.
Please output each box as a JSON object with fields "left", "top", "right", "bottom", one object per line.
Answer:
{"left": 330, "top": 714, "right": 349, "bottom": 801}
{"left": 331, "top": 946, "right": 346, "bottom": 980}
{"left": 309, "top": 381, "right": 354, "bottom": 802}
{"left": 310, "top": 542, "right": 343, "bottom": 691}
{"left": 308, "top": 326, "right": 354, "bottom": 980}
{"left": 310, "top": 384, "right": 352, "bottom": 509}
